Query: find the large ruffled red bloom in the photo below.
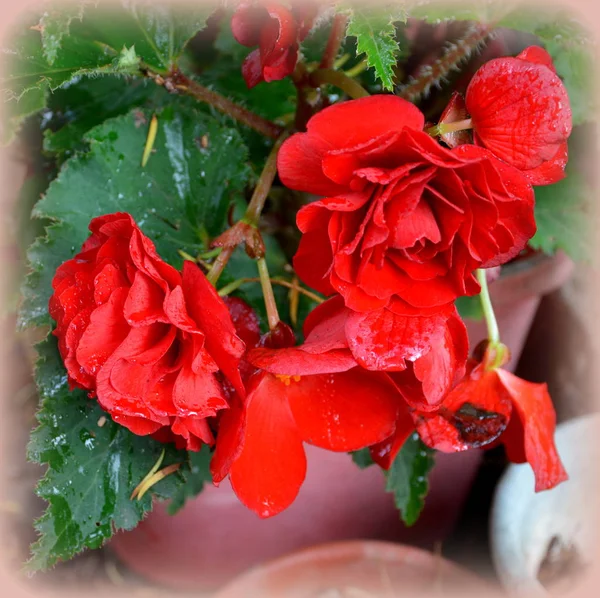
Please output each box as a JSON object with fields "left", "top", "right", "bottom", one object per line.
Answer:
{"left": 49, "top": 213, "right": 247, "bottom": 450}
{"left": 231, "top": 0, "right": 318, "bottom": 88}
{"left": 277, "top": 95, "right": 536, "bottom": 313}
{"left": 413, "top": 347, "right": 568, "bottom": 492}
{"left": 465, "top": 46, "right": 572, "bottom": 185}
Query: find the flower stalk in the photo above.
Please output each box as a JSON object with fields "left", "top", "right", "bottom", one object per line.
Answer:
{"left": 476, "top": 268, "right": 500, "bottom": 345}
{"left": 309, "top": 68, "right": 370, "bottom": 99}
{"left": 257, "top": 258, "right": 281, "bottom": 330}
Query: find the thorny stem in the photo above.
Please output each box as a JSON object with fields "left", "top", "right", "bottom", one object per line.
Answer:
{"left": 243, "top": 133, "right": 289, "bottom": 227}
{"left": 320, "top": 14, "right": 349, "bottom": 69}
{"left": 217, "top": 277, "right": 325, "bottom": 304}
{"left": 309, "top": 68, "right": 370, "bottom": 99}
{"left": 476, "top": 269, "right": 500, "bottom": 345}
{"left": 206, "top": 246, "right": 234, "bottom": 286}
{"left": 257, "top": 258, "right": 280, "bottom": 330}
{"left": 398, "top": 24, "right": 492, "bottom": 103}
{"left": 162, "top": 69, "right": 284, "bottom": 140}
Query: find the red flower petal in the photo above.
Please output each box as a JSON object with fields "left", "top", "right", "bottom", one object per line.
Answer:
{"left": 522, "top": 142, "right": 568, "bottom": 186}
{"left": 229, "top": 372, "right": 307, "bottom": 518}
{"left": 345, "top": 307, "right": 448, "bottom": 371}
{"left": 247, "top": 346, "right": 357, "bottom": 376}
{"left": 369, "top": 403, "right": 416, "bottom": 470}
{"left": 182, "top": 261, "right": 246, "bottom": 397}
{"left": 285, "top": 369, "right": 400, "bottom": 451}
{"left": 414, "top": 365, "right": 513, "bottom": 452}
{"left": 496, "top": 370, "right": 568, "bottom": 491}
{"left": 211, "top": 398, "right": 246, "bottom": 484}
{"left": 516, "top": 46, "right": 556, "bottom": 72}
{"left": 466, "top": 53, "right": 572, "bottom": 171}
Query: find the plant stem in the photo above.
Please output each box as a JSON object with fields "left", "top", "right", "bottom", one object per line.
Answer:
{"left": 476, "top": 269, "right": 500, "bottom": 345}
{"left": 427, "top": 118, "right": 473, "bottom": 136}
{"left": 344, "top": 58, "right": 368, "bottom": 79}
{"left": 206, "top": 246, "right": 234, "bottom": 286}
{"left": 168, "top": 70, "right": 284, "bottom": 140}
{"left": 309, "top": 68, "right": 370, "bottom": 99}
{"left": 243, "top": 132, "right": 289, "bottom": 227}
{"left": 320, "top": 14, "right": 349, "bottom": 69}
{"left": 257, "top": 258, "right": 280, "bottom": 330}
{"left": 218, "top": 277, "right": 325, "bottom": 304}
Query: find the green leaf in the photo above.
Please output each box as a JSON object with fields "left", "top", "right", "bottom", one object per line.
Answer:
{"left": 27, "top": 335, "right": 191, "bottom": 570}
{"left": 530, "top": 170, "right": 592, "bottom": 261}
{"left": 43, "top": 77, "right": 169, "bottom": 157}
{"left": 385, "top": 433, "right": 435, "bottom": 526}
{"left": 0, "top": 85, "right": 47, "bottom": 145}
{"left": 38, "top": 3, "right": 88, "bottom": 65}
{"left": 545, "top": 39, "right": 595, "bottom": 126}
{"left": 1, "top": 1, "right": 217, "bottom": 139}
{"left": 351, "top": 448, "right": 375, "bottom": 469}
{"left": 346, "top": 8, "right": 406, "bottom": 91}
{"left": 19, "top": 102, "right": 250, "bottom": 331}
{"left": 166, "top": 446, "right": 212, "bottom": 515}
{"left": 456, "top": 294, "right": 483, "bottom": 320}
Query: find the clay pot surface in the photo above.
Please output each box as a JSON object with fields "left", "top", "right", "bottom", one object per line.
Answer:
{"left": 213, "top": 540, "right": 497, "bottom": 598}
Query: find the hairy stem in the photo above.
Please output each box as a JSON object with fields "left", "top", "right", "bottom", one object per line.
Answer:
{"left": 309, "top": 68, "right": 370, "bottom": 99}
{"left": 398, "top": 24, "right": 491, "bottom": 103}
{"left": 166, "top": 70, "right": 284, "bottom": 139}
{"left": 320, "top": 14, "right": 349, "bottom": 69}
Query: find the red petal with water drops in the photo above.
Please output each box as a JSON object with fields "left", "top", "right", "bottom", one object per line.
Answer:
{"left": 285, "top": 369, "right": 400, "bottom": 452}
{"left": 466, "top": 48, "right": 572, "bottom": 173}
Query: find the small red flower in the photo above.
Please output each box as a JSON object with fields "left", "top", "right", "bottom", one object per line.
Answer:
{"left": 413, "top": 346, "right": 568, "bottom": 492}
{"left": 278, "top": 95, "right": 536, "bottom": 313}
{"left": 211, "top": 321, "right": 403, "bottom": 517}
{"left": 464, "top": 46, "right": 572, "bottom": 185}
{"left": 49, "top": 213, "right": 249, "bottom": 450}
{"left": 231, "top": 0, "right": 318, "bottom": 88}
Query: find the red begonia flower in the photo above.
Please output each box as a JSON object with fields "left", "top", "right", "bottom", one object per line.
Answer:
{"left": 413, "top": 355, "right": 567, "bottom": 492}
{"left": 231, "top": 0, "right": 318, "bottom": 88}
{"left": 213, "top": 367, "right": 402, "bottom": 517}
{"left": 278, "top": 95, "right": 536, "bottom": 312}
{"left": 49, "top": 213, "right": 248, "bottom": 451}
{"left": 465, "top": 46, "right": 572, "bottom": 185}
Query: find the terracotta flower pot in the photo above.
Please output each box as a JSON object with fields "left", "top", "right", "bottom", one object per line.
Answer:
{"left": 110, "top": 445, "right": 482, "bottom": 592}
{"left": 213, "top": 540, "right": 497, "bottom": 598}
{"left": 464, "top": 251, "right": 574, "bottom": 373}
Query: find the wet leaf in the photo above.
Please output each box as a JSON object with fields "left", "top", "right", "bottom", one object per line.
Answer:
{"left": 0, "top": 1, "right": 217, "bottom": 143}
{"left": 385, "top": 433, "right": 435, "bottom": 526}
{"left": 167, "top": 446, "right": 213, "bottom": 515}
{"left": 26, "top": 336, "right": 191, "bottom": 570}
{"left": 19, "top": 101, "right": 250, "bottom": 330}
